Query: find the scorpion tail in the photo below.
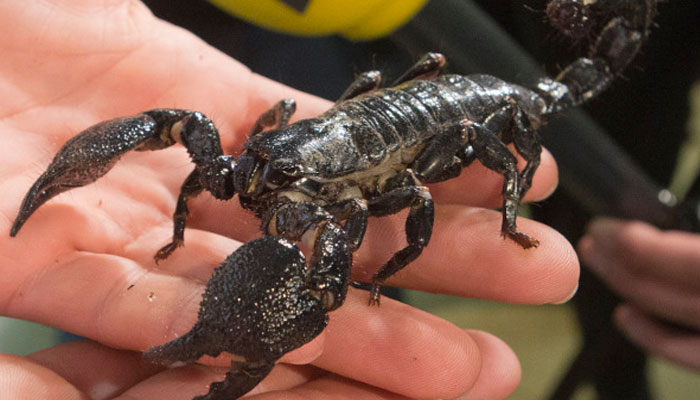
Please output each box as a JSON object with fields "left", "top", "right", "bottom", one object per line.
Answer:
{"left": 538, "top": 0, "right": 659, "bottom": 114}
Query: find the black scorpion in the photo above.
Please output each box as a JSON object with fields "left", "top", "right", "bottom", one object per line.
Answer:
{"left": 10, "top": 1, "right": 658, "bottom": 398}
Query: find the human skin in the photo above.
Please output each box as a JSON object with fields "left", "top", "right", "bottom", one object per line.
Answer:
{"left": 0, "top": 1, "right": 579, "bottom": 399}
{"left": 579, "top": 218, "right": 700, "bottom": 373}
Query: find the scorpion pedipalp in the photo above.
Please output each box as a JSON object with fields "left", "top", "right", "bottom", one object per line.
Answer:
{"left": 9, "top": 113, "right": 179, "bottom": 237}
{"left": 10, "top": 109, "right": 239, "bottom": 263}
{"left": 144, "top": 236, "right": 329, "bottom": 400}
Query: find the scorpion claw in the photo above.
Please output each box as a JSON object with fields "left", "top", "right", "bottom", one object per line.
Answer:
{"left": 10, "top": 177, "right": 75, "bottom": 237}
{"left": 10, "top": 114, "right": 172, "bottom": 237}
{"left": 144, "top": 236, "right": 329, "bottom": 400}
{"left": 193, "top": 361, "right": 275, "bottom": 400}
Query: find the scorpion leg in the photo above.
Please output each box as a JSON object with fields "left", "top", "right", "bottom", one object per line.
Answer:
{"left": 337, "top": 70, "right": 382, "bottom": 102}
{"left": 477, "top": 102, "right": 542, "bottom": 212}
{"left": 144, "top": 236, "right": 329, "bottom": 400}
{"left": 306, "top": 220, "right": 354, "bottom": 310}
{"left": 511, "top": 110, "right": 541, "bottom": 198}
{"left": 337, "top": 52, "right": 445, "bottom": 103}
{"left": 463, "top": 119, "right": 539, "bottom": 249}
{"left": 142, "top": 110, "right": 236, "bottom": 261}
{"left": 391, "top": 52, "right": 446, "bottom": 86}
{"left": 481, "top": 102, "right": 543, "bottom": 199}
{"left": 412, "top": 123, "right": 468, "bottom": 183}
{"left": 367, "top": 185, "right": 434, "bottom": 306}
{"left": 156, "top": 154, "right": 234, "bottom": 261}
{"left": 153, "top": 168, "right": 203, "bottom": 262}
{"left": 248, "top": 99, "right": 297, "bottom": 136}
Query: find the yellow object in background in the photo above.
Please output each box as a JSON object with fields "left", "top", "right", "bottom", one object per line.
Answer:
{"left": 206, "top": 0, "right": 428, "bottom": 40}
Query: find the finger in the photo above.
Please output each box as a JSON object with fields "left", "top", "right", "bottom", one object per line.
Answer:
{"left": 0, "top": 353, "right": 87, "bottom": 400}
{"left": 156, "top": 202, "right": 579, "bottom": 305}
{"left": 122, "top": 363, "right": 411, "bottom": 400}
{"left": 25, "top": 337, "right": 325, "bottom": 400}
{"left": 85, "top": 284, "right": 491, "bottom": 400}
{"left": 27, "top": 340, "right": 162, "bottom": 400}
{"left": 354, "top": 205, "right": 579, "bottom": 304}
{"left": 120, "top": 363, "right": 322, "bottom": 400}
{"left": 579, "top": 223, "right": 700, "bottom": 329}
{"left": 0, "top": 249, "right": 207, "bottom": 351}
{"left": 312, "top": 290, "right": 482, "bottom": 399}
{"left": 250, "top": 373, "right": 414, "bottom": 400}
{"left": 181, "top": 191, "right": 578, "bottom": 306}
{"left": 117, "top": 28, "right": 332, "bottom": 154}
{"left": 1, "top": 235, "right": 320, "bottom": 365}
{"left": 615, "top": 304, "right": 700, "bottom": 373}
{"left": 580, "top": 218, "right": 700, "bottom": 292}
{"left": 460, "top": 330, "right": 521, "bottom": 400}
{"left": 581, "top": 260, "right": 700, "bottom": 330}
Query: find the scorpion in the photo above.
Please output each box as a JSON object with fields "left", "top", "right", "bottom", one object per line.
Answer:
{"left": 10, "top": 0, "right": 657, "bottom": 399}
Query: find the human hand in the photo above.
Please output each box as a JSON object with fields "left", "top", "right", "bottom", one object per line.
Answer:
{"left": 579, "top": 218, "right": 700, "bottom": 373}
{"left": 0, "top": 0, "right": 579, "bottom": 398}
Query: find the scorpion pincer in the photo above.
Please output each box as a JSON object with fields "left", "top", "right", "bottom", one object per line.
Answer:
{"left": 10, "top": 1, "right": 658, "bottom": 399}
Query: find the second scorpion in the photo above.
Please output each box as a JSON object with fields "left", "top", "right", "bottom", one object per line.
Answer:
{"left": 10, "top": 0, "right": 659, "bottom": 399}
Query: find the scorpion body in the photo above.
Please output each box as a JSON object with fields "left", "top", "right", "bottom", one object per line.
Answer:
{"left": 246, "top": 74, "right": 543, "bottom": 194}
{"left": 10, "top": 1, "right": 659, "bottom": 399}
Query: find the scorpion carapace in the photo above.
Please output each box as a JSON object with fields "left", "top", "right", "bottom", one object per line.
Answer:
{"left": 10, "top": 1, "right": 658, "bottom": 399}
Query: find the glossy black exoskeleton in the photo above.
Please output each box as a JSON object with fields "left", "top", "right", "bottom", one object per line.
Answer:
{"left": 9, "top": 1, "right": 658, "bottom": 399}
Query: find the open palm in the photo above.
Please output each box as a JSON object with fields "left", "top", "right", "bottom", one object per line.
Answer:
{"left": 0, "top": 1, "right": 578, "bottom": 399}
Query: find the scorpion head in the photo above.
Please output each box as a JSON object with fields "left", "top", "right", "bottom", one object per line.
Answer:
{"left": 231, "top": 151, "right": 305, "bottom": 201}
{"left": 195, "top": 149, "right": 302, "bottom": 206}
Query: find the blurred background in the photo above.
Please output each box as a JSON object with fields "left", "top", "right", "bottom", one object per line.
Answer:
{"left": 3, "top": 0, "right": 700, "bottom": 398}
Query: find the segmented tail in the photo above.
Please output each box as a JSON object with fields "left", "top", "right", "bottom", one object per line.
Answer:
{"left": 538, "top": 0, "right": 659, "bottom": 113}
